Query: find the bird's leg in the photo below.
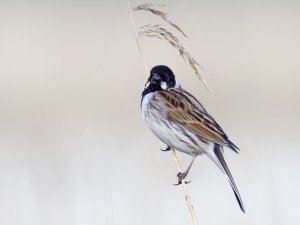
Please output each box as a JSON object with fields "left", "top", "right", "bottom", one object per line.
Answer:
{"left": 161, "top": 145, "right": 171, "bottom": 152}
{"left": 175, "top": 155, "right": 197, "bottom": 185}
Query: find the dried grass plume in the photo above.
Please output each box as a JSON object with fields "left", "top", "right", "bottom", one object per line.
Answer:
{"left": 134, "top": 3, "right": 187, "bottom": 37}
{"left": 134, "top": 3, "right": 210, "bottom": 92}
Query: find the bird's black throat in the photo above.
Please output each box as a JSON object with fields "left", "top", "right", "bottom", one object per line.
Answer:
{"left": 141, "top": 82, "right": 163, "bottom": 99}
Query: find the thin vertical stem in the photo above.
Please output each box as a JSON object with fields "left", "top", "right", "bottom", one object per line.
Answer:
{"left": 127, "top": 0, "right": 149, "bottom": 74}
{"left": 171, "top": 149, "right": 199, "bottom": 225}
{"left": 127, "top": 1, "right": 199, "bottom": 224}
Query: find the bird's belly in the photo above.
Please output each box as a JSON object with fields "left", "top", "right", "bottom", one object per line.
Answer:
{"left": 141, "top": 92, "right": 213, "bottom": 156}
{"left": 143, "top": 113, "right": 208, "bottom": 156}
{"left": 151, "top": 121, "right": 211, "bottom": 155}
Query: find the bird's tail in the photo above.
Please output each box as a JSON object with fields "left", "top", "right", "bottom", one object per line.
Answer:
{"left": 206, "top": 145, "right": 246, "bottom": 213}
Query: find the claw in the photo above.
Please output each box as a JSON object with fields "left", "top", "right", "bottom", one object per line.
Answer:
{"left": 161, "top": 146, "right": 171, "bottom": 151}
{"left": 174, "top": 171, "right": 191, "bottom": 185}
{"left": 173, "top": 156, "right": 196, "bottom": 185}
{"left": 173, "top": 180, "right": 191, "bottom": 186}
{"left": 177, "top": 171, "right": 187, "bottom": 179}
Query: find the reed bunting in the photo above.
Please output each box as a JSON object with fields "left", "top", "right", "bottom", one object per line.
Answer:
{"left": 141, "top": 65, "right": 245, "bottom": 213}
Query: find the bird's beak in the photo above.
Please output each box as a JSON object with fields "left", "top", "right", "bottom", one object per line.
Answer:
{"left": 150, "top": 73, "right": 161, "bottom": 84}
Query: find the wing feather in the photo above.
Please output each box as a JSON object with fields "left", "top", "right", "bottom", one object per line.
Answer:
{"left": 158, "top": 89, "right": 239, "bottom": 152}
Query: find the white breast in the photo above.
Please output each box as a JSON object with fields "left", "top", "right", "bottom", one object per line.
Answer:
{"left": 141, "top": 92, "right": 211, "bottom": 156}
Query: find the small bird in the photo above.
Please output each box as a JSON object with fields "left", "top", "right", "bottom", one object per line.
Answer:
{"left": 141, "top": 65, "right": 245, "bottom": 213}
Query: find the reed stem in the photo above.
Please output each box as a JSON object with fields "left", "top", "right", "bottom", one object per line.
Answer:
{"left": 127, "top": 1, "right": 199, "bottom": 224}
{"left": 127, "top": 0, "right": 149, "bottom": 74}
{"left": 171, "top": 149, "right": 199, "bottom": 225}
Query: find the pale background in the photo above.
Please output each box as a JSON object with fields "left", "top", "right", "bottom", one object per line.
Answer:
{"left": 0, "top": 0, "right": 299, "bottom": 225}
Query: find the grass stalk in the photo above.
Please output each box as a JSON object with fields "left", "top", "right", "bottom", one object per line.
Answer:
{"left": 171, "top": 149, "right": 199, "bottom": 225}
{"left": 127, "top": 1, "right": 199, "bottom": 224}
{"left": 127, "top": 0, "right": 149, "bottom": 74}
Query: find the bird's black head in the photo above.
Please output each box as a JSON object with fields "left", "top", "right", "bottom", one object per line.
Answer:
{"left": 142, "top": 65, "right": 179, "bottom": 97}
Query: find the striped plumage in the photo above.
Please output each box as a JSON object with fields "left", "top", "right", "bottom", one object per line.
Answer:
{"left": 141, "top": 65, "right": 245, "bottom": 213}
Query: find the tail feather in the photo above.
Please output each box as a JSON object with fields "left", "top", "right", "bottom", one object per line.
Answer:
{"left": 227, "top": 139, "right": 240, "bottom": 153}
{"left": 207, "top": 145, "right": 245, "bottom": 213}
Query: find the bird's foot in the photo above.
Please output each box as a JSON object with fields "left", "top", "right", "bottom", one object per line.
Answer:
{"left": 161, "top": 146, "right": 171, "bottom": 152}
{"left": 173, "top": 172, "right": 191, "bottom": 185}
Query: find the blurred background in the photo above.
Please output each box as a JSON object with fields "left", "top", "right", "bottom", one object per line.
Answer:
{"left": 0, "top": 0, "right": 299, "bottom": 224}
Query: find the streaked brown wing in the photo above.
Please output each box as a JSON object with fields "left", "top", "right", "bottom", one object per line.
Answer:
{"left": 158, "top": 89, "right": 239, "bottom": 152}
